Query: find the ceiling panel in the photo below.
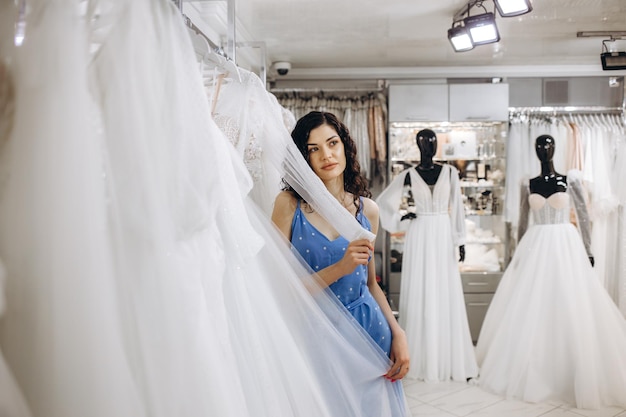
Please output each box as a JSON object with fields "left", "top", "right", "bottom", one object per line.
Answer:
{"left": 184, "top": 0, "right": 626, "bottom": 79}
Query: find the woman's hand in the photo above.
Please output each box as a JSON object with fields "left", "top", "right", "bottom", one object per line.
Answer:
{"left": 336, "top": 239, "right": 374, "bottom": 275}
{"left": 385, "top": 329, "right": 410, "bottom": 381}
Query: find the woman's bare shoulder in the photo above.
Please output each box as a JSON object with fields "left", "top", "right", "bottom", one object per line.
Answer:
{"left": 361, "top": 196, "right": 379, "bottom": 219}
{"left": 272, "top": 191, "right": 299, "bottom": 239}
{"left": 274, "top": 190, "right": 298, "bottom": 209}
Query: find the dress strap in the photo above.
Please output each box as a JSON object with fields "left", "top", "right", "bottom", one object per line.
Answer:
{"left": 356, "top": 196, "right": 365, "bottom": 218}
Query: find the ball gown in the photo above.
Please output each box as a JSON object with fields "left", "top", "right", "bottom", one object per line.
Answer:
{"left": 476, "top": 172, "right": 626, "bottom": 409}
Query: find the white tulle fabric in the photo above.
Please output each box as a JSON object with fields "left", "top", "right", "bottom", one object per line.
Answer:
{"left": 476, "top": 174, "right": 626, "bottom": 409}
{"left": 0, "top": 3, "right": 32, "bottom": 416}
{"left": 0, "top": 260, "right": 31, "bottom": 417}
{"left": 0, "top": 3, "right": 144, "bottom": 417}
{"left": 211, "top": 68, "right": 375, "bottom": 242}
{"left": 0, "top": 0, "right": 407, "bottom": 416}
{"left": 615, "top": 139, "right": 626, "bottom": 317}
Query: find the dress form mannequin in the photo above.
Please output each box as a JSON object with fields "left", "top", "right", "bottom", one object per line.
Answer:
{"left": 475, "top": 135, "right": 626, "bottom": 409}
{"left": 376, "top": 129, "right": 477, "bottom": 382}
{"left": 415, "top": 129, "right": 443, "bottom": 186}
{"left": 529, "top": 135, "right": 593, "bottom": 266}
{"left": 529, "top": 134, "right": 567, "bottom": 198}
{"left": 402, "top": 129, "right": 465, "bottom": 262}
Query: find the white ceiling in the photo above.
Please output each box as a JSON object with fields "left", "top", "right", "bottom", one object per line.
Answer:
{"left": 183, "top": 0, "right": 626, "bottom": 82}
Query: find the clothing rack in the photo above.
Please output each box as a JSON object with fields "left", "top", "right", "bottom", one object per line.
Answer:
{"left": 271, "top": 88, "right": 386, "bottom": 102}
{"left": 173, "top": 0, "right": 269, "bottom": 87}
{"left": 509, "top": 106, "right": 625, "bottom": 116}
{"left": 172, "top": 0, "right": 233, "bottom": 62}
{"left": 182, "top": 14, "right": 225, "bottom": 57}
{"left": 271, "top": 87, "right": 384, "bottom": 93}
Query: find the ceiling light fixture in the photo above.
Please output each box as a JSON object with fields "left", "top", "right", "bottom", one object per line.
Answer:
{"left": 449, "top": 0, "right": 514, "bottom": 52}
{"left": 601, "top": 39, "right": 626, "bottom": 71}
{"left": 493, "top": 0, "right": 532, "bottom": 17}
{"left": 577, "top": 33, "right": 626, "bottom": 71}
{"left": 464, "top": 12, "right": 500, "bottom": 45}
{"left": 448, "top": 25, "right": 474, "bottom": 52}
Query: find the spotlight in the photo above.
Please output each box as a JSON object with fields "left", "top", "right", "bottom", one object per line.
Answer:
{"left": 601, "top": 39, "right": 626, "bottom": 70}
{"left": 448, "top": 25, "right": 474, "bottom": 52}
{"left": 601, "top": 52, "right": 626, "bottom": 71}
{"left": 493, "top": 0, "right": 533, "bottom": 17}
{"left": 464, "top": 12, "right": 500, "bottom": 45}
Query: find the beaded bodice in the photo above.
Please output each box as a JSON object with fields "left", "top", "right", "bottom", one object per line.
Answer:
{"left": 528, "top": 192, "right": 570, "bottom": 225}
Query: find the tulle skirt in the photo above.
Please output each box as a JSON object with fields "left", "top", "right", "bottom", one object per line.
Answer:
{"left": 399, "top": 214, "right": 478, "bottom": 382}
{"left": 476, "top": 223, "right": 626, "bottom": 409}
{"left": 0, "top": 1, "right": 410, "bottom": 416}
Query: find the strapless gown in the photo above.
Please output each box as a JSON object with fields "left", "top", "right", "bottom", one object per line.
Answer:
{"left": 476, "top": 179, "right": 626, "bottom": 409}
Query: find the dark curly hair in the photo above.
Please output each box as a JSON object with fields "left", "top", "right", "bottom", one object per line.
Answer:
{"left": 283, "top": 111, "right": 371, "bottom": 209}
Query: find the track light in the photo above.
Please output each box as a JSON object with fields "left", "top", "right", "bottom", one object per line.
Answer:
{"left": 449, "top": 1, "right": 506, "bottom": 52}
{"left": 448, "top": 26, "right": 474, "bottom": 52}
{"left": 493, "top": 0, "right": 532, "bottom": 17}
{"left": 464, "top": 12, "right": 500, "bottom": 45}
{"left": 601, "top": 39, "right": 626, "bottom": 70}
{"left": 601, "top": 52, "right": 626, "bottom": 70}
{"left": 449, "top": 0, "right": 531, "bottom": 52}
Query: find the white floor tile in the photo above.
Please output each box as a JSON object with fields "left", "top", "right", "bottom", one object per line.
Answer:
{"left": 405, "top": 393, "right": 423, "bottom": 409}
{"left": 409, "top": 402, "right": 459, "bottom": 417}
{"left": 402, "top": 379, "right": 470, "bottom": 404}
{"left": 402, "top": 380, "right": 626, "bottom": 417}
{"left": 540, "top": 409, "right": 600, "bottom": 417}
{"left": 465, "top": 398, "right": 557, "bottom": 417}
{"left": 563, "top": 404, "right": 626, "bottom": 417}
{"left": 427, "top": 385, "right": 503, "bottom": 416}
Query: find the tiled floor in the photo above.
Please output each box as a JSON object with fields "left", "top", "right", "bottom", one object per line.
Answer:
{"left": 402, "top": 379, "right": 626, "bottom": 417}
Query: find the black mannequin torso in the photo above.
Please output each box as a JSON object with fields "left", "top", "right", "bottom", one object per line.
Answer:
{"left": 529, "top": 134, "right": 567, "bottom": 197}
{"left": 416, "top": 162, "right": 443, "bottom": 186}
{"left": 529, "top": 134, "right": 593, "bottom": 266}
{"left": 529, "top": 174, "right": 567, "bottom": 198}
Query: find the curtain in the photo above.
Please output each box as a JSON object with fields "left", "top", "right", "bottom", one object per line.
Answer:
{"left": 274, "top": 91, "right": 388, "bottom": 183}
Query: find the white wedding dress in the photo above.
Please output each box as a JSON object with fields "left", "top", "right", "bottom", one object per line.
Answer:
{"left": 0, "top": 1, "right": 408, "bottom": 416}
{"left": 476, "top": 171, "right": 626, "bottom": 409}
{"left": 0, "top": 260, "right": 31, "bottom": 417}
{"left": 377, "top": 165, "right": 478, "bottom": 382}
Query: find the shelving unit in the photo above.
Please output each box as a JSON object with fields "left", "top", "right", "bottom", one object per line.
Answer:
{"left": 382, "top": 120, "right": 510, "bottom": 343}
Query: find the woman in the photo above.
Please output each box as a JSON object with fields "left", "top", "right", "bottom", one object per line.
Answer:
{"left": 272, "top": 111, "right": 410, "bottom": 382}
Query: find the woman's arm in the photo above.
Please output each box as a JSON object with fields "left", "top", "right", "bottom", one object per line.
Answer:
{"left": 272, "top": 191, "right": 373, "bottom": 288}
{"left": 363, "top": 198, "right": 410, "bottom": 380}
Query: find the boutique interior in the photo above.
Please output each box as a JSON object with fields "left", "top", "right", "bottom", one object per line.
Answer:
{"left": 1, "top": 1, "right": 626, "bottom": 417}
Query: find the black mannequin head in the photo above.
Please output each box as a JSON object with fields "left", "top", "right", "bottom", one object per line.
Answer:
{"left": 535, "top": 134, "right": 555, "bottom": 163}
{"left": 415, "top": 129, "right": 437, "bottom": 159}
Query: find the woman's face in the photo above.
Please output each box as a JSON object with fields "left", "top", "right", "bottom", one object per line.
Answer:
{"left": 306, "top": 123, "right": 346, "bottom": 182}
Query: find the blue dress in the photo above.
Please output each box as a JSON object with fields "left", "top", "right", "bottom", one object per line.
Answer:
{"left": 291, "top": 198, "right": 393, "bottom": 356}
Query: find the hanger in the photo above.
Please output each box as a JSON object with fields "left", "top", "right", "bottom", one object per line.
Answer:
{"left": 203, "top": 48, "right": 242, "bottom": 83}
{"left": 188, "top": 18, "right": 242, "bottom": 84}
